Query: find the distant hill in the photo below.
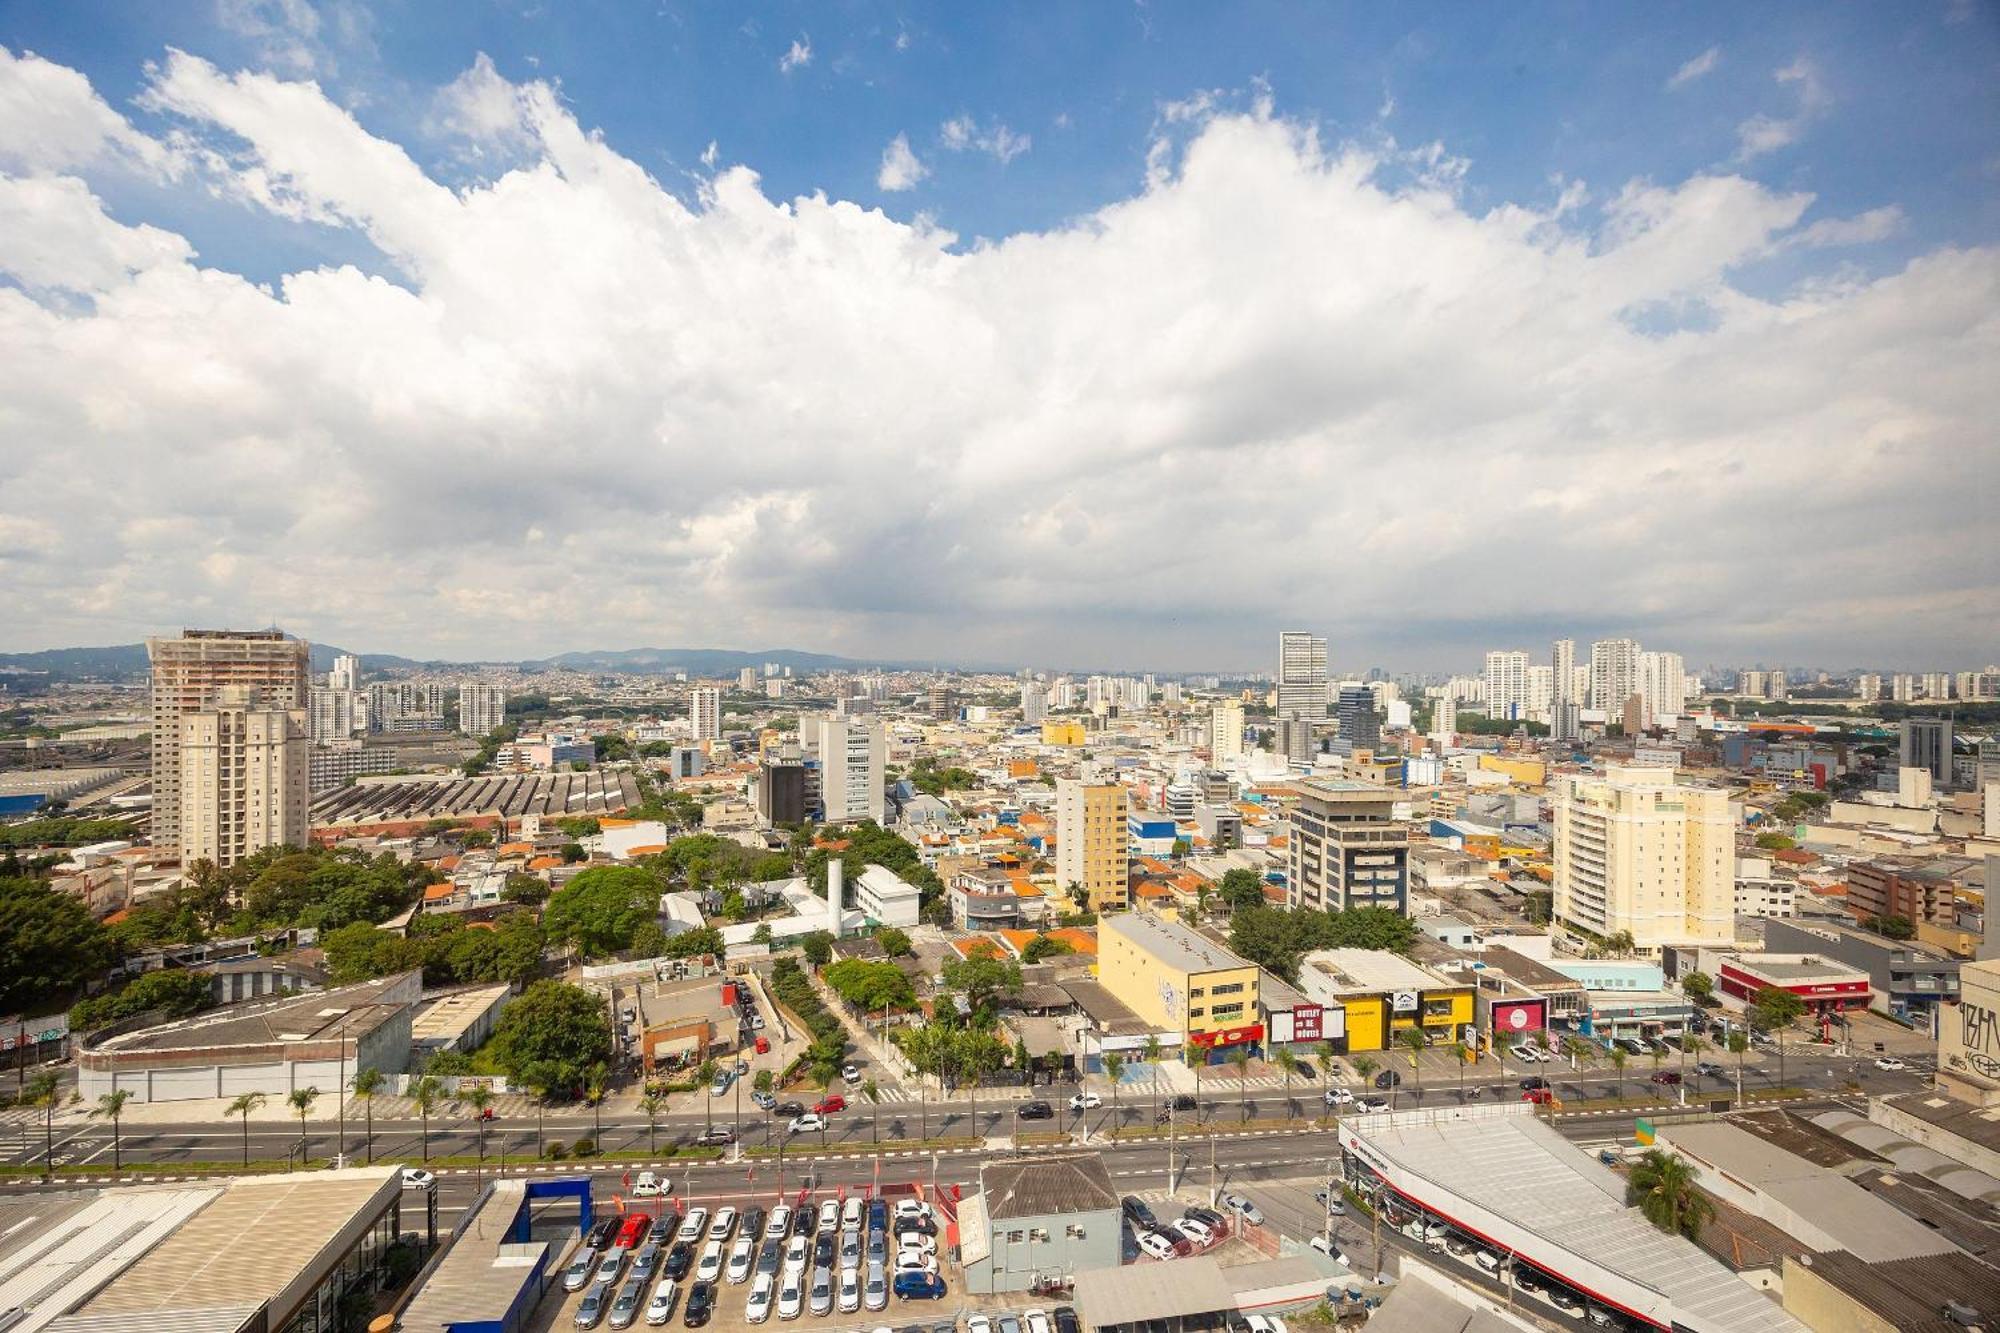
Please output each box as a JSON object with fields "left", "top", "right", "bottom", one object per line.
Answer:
{"left": 0, "top": 642, "right": 915, "bottom": 681}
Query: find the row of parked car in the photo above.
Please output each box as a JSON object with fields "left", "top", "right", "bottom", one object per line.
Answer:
{"left": 1120, "top": 1193, "right": 1262, "bottom": 1260}
{"left": 566, "top": 1195, "right": 949, "bottom": 1329}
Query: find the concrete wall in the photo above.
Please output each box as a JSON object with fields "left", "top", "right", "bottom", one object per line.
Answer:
{"left": 960, "top": 1205, "right": 1121, "bottom": 1295}
{"left": 1781, "top": 1257, "right": 1897, "bottom": 1333}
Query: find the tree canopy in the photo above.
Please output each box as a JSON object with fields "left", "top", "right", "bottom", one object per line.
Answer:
{"left": 941, "top": 955, "right": 1022, "bottom": 1011}
{"left": 1227, "top": 904, "right": 1418, "bottom": 981}
{"left": 543, "top": 865, "right": 660, "bottom": 958}
{"left": 823, "top": 959, "right": 916, "bottom": 1013}
{"left": 488, "top": 980, "right": 613, "bottom": 1088}
{"left": 322, "top": 911, "right": 548, "bottom": 988}
{"left": 1217, "top": 868, "right": 1267, "bottom": 913}
{"left": 0, "top": 876, "right": 113, "bottom": 1014}
{"left": 69, "top": 967, "right": 213, "bottom": 1031}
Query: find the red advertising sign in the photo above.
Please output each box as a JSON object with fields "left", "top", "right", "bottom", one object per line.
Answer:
{"left": 1187, "top": 1024, "right": 1265, "bottom": 1048}
{"left": 1292, "top": 1004, "right": 1324, "bottom": 1042}
{"left": 1491, "top": 1000, "right": 1546, "bottom": 1035}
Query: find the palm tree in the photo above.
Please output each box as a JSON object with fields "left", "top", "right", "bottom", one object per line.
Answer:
{"left": 862, "top": 1079, "right": 882, "bottom": 1144}
{"left": 1142, "top": 1034, "right": 1163, "bottom": 1126}
{"left": 90, "top": 1090, "right": 133, "bottom": 1173}
{"left": 1627, "top": 1149, "right": 1714, "bottom": 1240}
{"left": 1274, "top": 1048, "right": 1300, "bottom": 1120}
{"left": 639, "top": 1094, "right": 665, "bottom": 1155}
{"left": 1398, "top": 1028, "right": 1427, "bottom": 1103}
{"left": 585, "top": 1063, "right": 610, "bottom": 1146}
{"left": 351, "top": 1068, "right": 385, "bottom": 1164}
{"left": 1352, "top": 1055, "right": 1379, "bottom": 1105}
{"left": 520, "top": 1061, "right": 558, "bottom": 1158}
{"left": 227, "top": 1091, "right": 266, "bottom": 1167}
{"left": 1448, "top": 1040, "right": 1472, "bottom": 1103}
{"left": 456, "top": 1085, "right": 495, "bottom": 1182}
{"left": 1229, "top": 1046, "right": 1251, "bottom": 1121}
{"left": 287, "top": 1087, "right": 319, "bottom": 1168}
{"left": 411, "top": 1075, "right": 444, "bottom": 1162}
{"left": 1102, "top": 1052, "right": 1127, "bottom": 1136}
{"left": 1728, "top": 1030, "right": 1751, "bottom": 1101}
{"left": 695, "top": 1059, "right": 719, "bottom": 1138}
{"left": 1317, "top": 1039, "right": 1341, "bottom": 1121}
{"left": 1608, "top": 1047, "right": 1628, "bottom": 1102}
{"left": 26, "top": 1072, "right": 58, "bottom": 1179}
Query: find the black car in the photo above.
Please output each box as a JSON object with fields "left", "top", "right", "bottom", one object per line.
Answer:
{"left": 895, "top": 1216, "right": 937, "bottom": 1238}
{"left": 655, "top": 1209, "right": 682, "bottom": 1239}
{"left": 1054, "top": 1308, "right": 1081, "bottom": 1333}
{"left": 795, "top": 1203, "right": 817, "bottom": 1237}
{"left": 813, "top": 1232, "right": 835, "bottom": 1269}
{"left": 683, "top": 1281, "right": 715, "bottom": 1328}
{"left": 1185, "top": 1205, "right": 1226, "bottom": 1230}
{"left": 1519, "top": 1076, "right": 1549, "bottom": 1091}
{"left": 741, "top": 1206, "right": 766, "bottom": 1239}
{"left": 1122, "top": 1196, "right": 1159, "bottom": 1230}
{"left": 1374, "top": 1070, "right": 1401, "bottom": 1089}
{"left": 590, "top": 1219, "right": 621, "bottom": 1250}
{"left": 1165, "top": 1094, "right": 1198, "bottom": 1112}
{"left": 1017, "top": 1101, "right": 1055, "bottom": 1120}
{"left": 663, "top": 1242, "right": 695, "bottom": 1280}
{"left": 775, "top": 1101, "right": 807, "bottom": 1118}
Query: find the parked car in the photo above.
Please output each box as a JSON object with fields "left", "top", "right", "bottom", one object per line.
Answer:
{"left": 844, "top": 1064, "right": 863, "bottom": 1084}
{"left": 1307, "top": 1236, "right": 1344, "bottom": 1264}
{"left": 809, "top": 1266, "right": 834, "bottom": 1316}
{"left": 1017, "top": 1101, "right": 1055, "bottom": 1121}
{"left": 896, "top": 1199, "right": 933, "bottom": 1221}
{"left": 590, "top": 1220, "right": 622, "bottom": 1250}
{"left": 1323, "top": 1086, "right": 1354, "bottom": 1107}
{"left": 1355, "top": 1095, "right": 1391, "bottom": 1113}
{"left": 1218, "top": 1193, "right": 1262, "bottom": 1226}
{"left": 1313, "top": 1187, "right": 1346, "bottom": 1215}
{"left": 1054, "top": 1309, "right": 1081, "bottom": 1333}
{"left": 696, "top": 1127, "right": 736, "bottom": 1146}
{"left": 777, "top": 1275, "right": 803, "bottom": 1321}
{"left": 683, "top": 1282, "right": 715, "bottom": 1328}
{"left": 564, "top": 1250, "right": 601, "bottom": 1292}
{"left": 1068, "top": 1091, "right": 1102, "bottom": 1111}
{"left": 1523, "top": 1087, "right": 1555, "bottom": 1105}
{"left": 1171, "top": 1217, "right": 1214, "bottom": 1248}
{"left": 815, "top": 1094, "right": 848, "bottom": 1114}
{"left": 695, "top": 1241, "right": 724, "bottom": 1283}
{"left": 818, "top": 1200, "right": 841, "bottom": 1231}
{"left": 663, "top": 1242, "right": 695, "bottom": 1280}
{"left": 576, "top": 1282, "right": 614, "bottom": 1330}
{"left": 789, "top": 1113, "right": 828, "bottom": 1134}
{"left": 1122, "top": 1197, "right": 1159, "bottom": 1229}
{"left": 1519, "top": 1076, "right": 1549, "bottom": 1091}
{"left": 893, "top": 1271, "right": 948, "bottom": 1301}
{"left": 765, "top": 1205, "right": 792, "bottom": 1240}
{"left": 644, "top": 1280, "right": 681, "bottom": 1326}
{"left": 745, "top": 1274, "right": 775, "bottom": 1324}
{"left": 727, "top": 1238, "right": 755, "bottom": 1283}
{"left": 677, "top": 1210, "right": 708, "bottom": 1243}
{"left": 610, "top": 1278, "right": 649, "bottom": 1330}
{"left": 865, "top": 1261, "right": 888, "bottom": 1311}
{"left": 632, "top": 1244, "right": 662, "bottom": 1282}
{"left": 1025, "top": 1311, "right": 1052, "bottom": 1333}
{"left": 742, "top": 1206, "right": 766, "bottom": 1240}
{"left": 708, "top": 1208, "right": 739, "bottom": 1241}
{"left": 967, "top": 1317, "right": 993, "bottom": 1333}
{"left": 870, "top": 1198, "right": 889, "bottom": 1231}
{"left": 839, "top": 1268, "right": 861, "bottom": 1313}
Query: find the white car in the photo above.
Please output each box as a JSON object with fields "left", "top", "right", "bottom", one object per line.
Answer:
{"left": 790, "top": 1113, "right": 827, "bottom": 1134}
{"left": 402, "top": 1167, "right": 436, "bottom": 1189}
{"left": 893, "top": 1251, "right": 939, "bottom": 1274}
{"left": 632, "top": 1171, "right": 665, "bottom": 1197}
{"left": 967, "top": 1317, "right": 994, "bottom": 1333}
{"left": 843, "top": 1196, "right": 865, "bottom": 1228}
{"left": 1875, "top": 1056, "right": 1908, "bottom": 1072}
{"left": 1323, "top": 1086, "right": 1354, "bottom": 1107}
{"left": 1220, "top": 1192, "right": 1264, "bottom": 1226}
{"left": 783, "top": 1236, "right": 808, "bottom": 1274}
{"left": 1307, "top": 1235, "right": 1345, "bottom": 1264}
{"left": 765, "top": 1205, "right": 791, "bottom": 1240}
{"left": 809, "top": 1268, "right": 833, "bottom": 1316}
{"left": 727, "top": 1237, "right": 755, "bottom": 1283}
{"left": 745, "top": 1274, "right": 775, "bottom": 1323}
{"left": 1171, "top": 1218, "right": 1213, "bottom": 1248}
{"left": 1026, "top": 1310, "right": 1053, "bottom": 1333}
{"left": 695, "top": 1240, "right": 724, "bottom": 1283}
{"left": 1244, "top": 1316, "right": 1289, "bottom": 1333}
{"left": 677, "top": 1209, "right": 708, "bottom": 1243}
{"left": 644, "top": 1280, "right": 679, "bottom": 1326}
{"left": 1136, "top": 1230, "right": 1176, "bottom": 1260}
{"left": 817, "top": 1199, "right": 840, "bottom": 1230}
{"left": 896, "top": 1232, "right": 937, "bottom": 1255}
{"left": 708, "top": 1206, "right": 738, "bottom": 1240}
{"left": 777, "top": 1276, "right": 803, "bottom": 1321}
{"left": 894, "top": 1199, "right": 932, "bottom": 1221}
{"left": 1068, "top": 1091, "right": 1102, "bottom": 1111}
{"left": 839, "top": 1268, "right": 861, "bottom": 1313}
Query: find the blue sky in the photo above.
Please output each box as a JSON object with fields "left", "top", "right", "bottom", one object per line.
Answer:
{"left": 0, "top": 2, "right": 1995, "bottom": 670}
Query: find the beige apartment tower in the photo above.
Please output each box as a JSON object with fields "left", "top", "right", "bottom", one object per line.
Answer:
{"left": 177, "top": 685, "right": 310, "bottom": 868}
{"left": 147, "top": 629, "right": 311, "bottom": 859}
{"left": 1057, "top": 778, "right": 1130, "bottom": 912}
{"left": 1209, "top": 699, "right": 1246, "bottom": 765}
{"left": 1553, "top": 765, "right": 1732, "bottom": 954}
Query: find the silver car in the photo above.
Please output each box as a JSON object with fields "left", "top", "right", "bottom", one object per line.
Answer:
{"left": 864, "top": 1261, "right": 888, "bottom": 1312}
{"left": 575, "top": 1281, "right": 614, "bottom": 1330}
{"left": 609, "top": 1278, "right": 649, "bottom": 1330}
{"left": 809, "top": 1267, "right": 833, "bottom": 1316}
{"left": 564, "top": 1249, "right": 601, "bottom": 1293}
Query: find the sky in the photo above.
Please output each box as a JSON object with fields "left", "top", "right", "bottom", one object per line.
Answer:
{"left": 0, "top": 2, "right": 1996, "bottom": 674}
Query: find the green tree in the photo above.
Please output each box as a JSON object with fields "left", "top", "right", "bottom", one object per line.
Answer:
{"left": 1019, "top": 933, "right": 1074, "bottom": 964}
{"left": 583, "top": 1062, "right": 610, "bottom": 1145}
{"left": 1627, "top": 1149, "right": 1715, "bottom": 1240}
{"left": 519, "top": 1060, "right": 563, "bottom": 1158}
{"left": 823, "top": 959, "right": 917, "bottom": 1013}
{"left": 227, "top": 1091, "right": 265, "bottom": 1167}
{"left": 410, "top": 1075, "right": 444, "bottom": 1162}
{"left": 639, "top": 1093, "right": 664, "bottom": 1155}
{"left": 455, "top": 1084, "right": 495, "bottom": 1183}
{"left": 752, "top": 923, "right": 774, "bottom": 947}
{"left": 288, "top": 1087, "right": 319, "bottom": 1166}
{"left": 1728, "top": 1029, "right": 1751, "bottom": 1100}
{"left": 1217, "top": 868, "right": 1266, "bottom": 913}
{"left": 1102, "top": 1052, "right": 1127, "bottom": 1134}
{"left": 1274, "top": 1047, "right": 1300, "bottom": 1119}
{"left": 1609, "top": 1046, "right": 1628, "bottom": 1101}
{"left": 488, "top": 980, "right": 613, "bottom": 1087}
{"left": 1449, "top": 1040, "right": 1473, "bottom": 1103}
{"left": 0, "top": 877, "right": 113, "bottom": 1014}
{"left": 351, "top": 1067, "right": 385, "bottom": 1164}
{"left": 25, "top": 1071, "right": 60, "bottom": 1178}
{"left": 542, "top": 866, "right": 661, "bottom": 958}
{"left": 502, "top": 874, "right": 550, "bottom": 906}
{"left": 941, "top": 955, "right": 1022, "bottom": 1012}
{"left": 1754, "top": 832, "right": 1796, "bottom": 851}
{"left": 1680, "top": 971, "right": 1714, "bottom": 1005}
{"left": 1142, "top": 1033, "right": 1164, "bottom": 1125}
{"left": 800, "top": 931, "right": 835, "bottom": 967}
{"left": 953, "top": 1027, "right": 1008, "bottom": 1134}
{"left": 1874, "top": 915, "right": 1916, "bottom": 941}
{"left": 1318, "top": 1039, "right": 1341, "bottom": 1121}
{"left": 875, "top": 927, "right": 913, "bottom": 957}
{"left": 862, "top": 1078, "right": 882, "bottom": 1145}
{"left": 70, "top": 967, "right": 217, "bottom": 1031}
{"left": 89, "top": 1089, "right": 133, "bottom": 1173}
{"left": 1229, "top": 1046, "right": 1252, "bottom": 1121}
{"left": 1398, "top": 1027, "right": 1427, "bottom": 1103}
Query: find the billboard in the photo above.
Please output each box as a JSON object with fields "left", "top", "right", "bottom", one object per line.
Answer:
{"left": 1490, "top": 999, "right": 1547, "bottom": 1037}
{"left": 1292, "top": 1003, "right": 1324, "bottom": 1042}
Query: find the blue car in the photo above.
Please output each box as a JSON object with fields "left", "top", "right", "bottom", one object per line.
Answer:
{"left": 868, "top": 1199, "right": 888, "bottom": 1232}
{"left": 893, "top": 1271, "right": 947, "bottom": 1301}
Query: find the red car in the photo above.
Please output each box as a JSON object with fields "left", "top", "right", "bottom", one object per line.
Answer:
{"left": 1522, "top": 1087, "right": 1555, "bottom": 1105}
{"left": 814, "top": 1094, "right": 847, "bottom": 1115}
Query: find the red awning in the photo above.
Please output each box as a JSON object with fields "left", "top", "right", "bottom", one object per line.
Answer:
{"left": 1187, "top": 1024, "right": 1264, "bottom": 1048}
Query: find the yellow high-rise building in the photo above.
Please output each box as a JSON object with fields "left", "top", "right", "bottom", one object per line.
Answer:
{"left": 1041, "top": 718, "right": 1087, "bottom": 746}
{"left": 1056, "top": 778, "right": 1129, "bottom": 911}
{"left": 1554, "top": 765, "right": 1732, "bottom": 954}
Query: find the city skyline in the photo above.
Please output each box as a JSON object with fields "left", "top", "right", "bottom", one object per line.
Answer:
{"left": 0, "top": 4, "right": 1995, "bottom": 667}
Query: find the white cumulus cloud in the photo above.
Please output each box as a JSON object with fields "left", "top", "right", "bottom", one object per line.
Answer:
{"left": 876, "top": 132, "right": 927, "bottom": 191}
{"left": 0, "top": 53, "right": 1993, "bottom": 668}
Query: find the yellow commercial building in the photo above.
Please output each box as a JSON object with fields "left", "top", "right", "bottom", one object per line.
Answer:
{"left": 1295, "top": 948, "right": 1474, "bottom": 1053}
{"left": 1478, "top": 754, "right": 1548, "bottom": 785}
{"left": 1098, "top": 913, "right": 1263, "bottom": 1058}
{"left": 1042, "top": 719, "right": 1087, "bottom": 746}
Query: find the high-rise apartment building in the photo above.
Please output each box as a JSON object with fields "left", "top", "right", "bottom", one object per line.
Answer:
{"left": 177, "top": 685, "right": 310, "bottom": 868}
{"left": 1335, "top": 684, "right": 1380, "bottom": 749}
{"left": 459, "top": 683, "right": 507, "bottom": 736}
{"left": 1277, "top": 631, "right": 1329, "bottom": 721}
{"left": 1277, "top": 714, "right": 1316, "bottom": 768}
{"left": 1901, "top": 716, "right": 1952, "bottom": 787}
{"left": 327, "top": 654, "right": 360, "bottom": 692}
{"left": 1431, "top": 695, "right": 1458, "bottom": 739}
{"left": 738, "top": 667, "right": 756, "bottom": 692}
{"left": 1588, "top": 638, "right": 1641, "bottom": 715}
{"left": 308, "top": 686, "right": 367, "bottom": 743}
{"left": 147, "top": 629, "right": 312, "bottom": 860}
{"left": 1020, "top": 683, "right": 1048, "bottom": 724}
{"left": 1739, "top": 670, "right": 1768, "bottom": 698}
{"left": 1638, "top": 650, "right": 1686, "bottom": 728}
{"left": 1056, "top": 778, "right": 1130, "bottom": 911}
{"left": 1892, "top": 673, "right": 1917, "bottom": 702}
{"left": 1209, "top": 699, "right": 1246, "bottom": 765}
{"left": 689, "top": 686, "right": 721, "bottom": 742}
{"left": 1551, "top": 639, "right": 1575, "bottom": 706}
{"left": 1286, "top": 777, "right": 1408, "bottom": 913}
{"left": 1552, "top": 765, "right": 1732, "bottom": 954}
{"left": 927, "top": 682, "right": 955, "bottom": 720}
{"left": 1483, "top": 650, "right": 1530, "bottom": 722}
{"left": 804, "top": 715, "right": 886, "bottom": 823}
